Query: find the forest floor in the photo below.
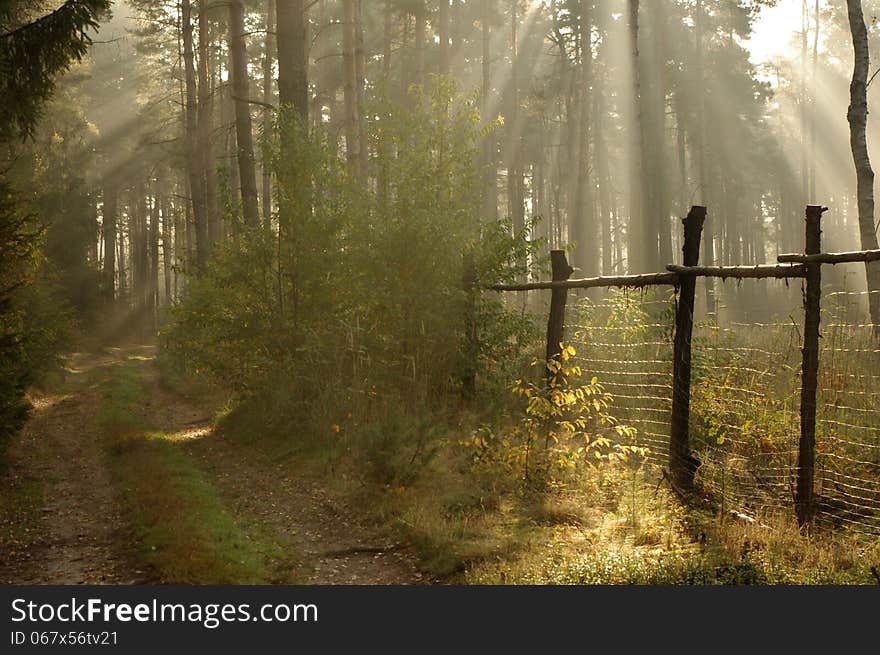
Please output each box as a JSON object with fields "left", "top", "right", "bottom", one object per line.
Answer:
{"left": 2, "top": 343, "right": 876, "bottom": 586}
{"left": 0, "top": 343, "right": 424, "bottom": 584}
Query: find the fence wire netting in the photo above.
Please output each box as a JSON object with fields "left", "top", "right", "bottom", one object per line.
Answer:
{"left": 565, "top": 280, "right": 880, "bottom": 536}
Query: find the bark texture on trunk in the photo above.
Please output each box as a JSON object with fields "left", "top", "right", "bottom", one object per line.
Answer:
{"left": 342, "top": 0, "right": 361, "bottom": 176}
{"left": 228, "top": 0, "right": 261, "bottom": 227}
{"left": 181, "top": 0, "right": 208, "bottom": 269}
{"left": 277, "top": 0, "right": 309, "bottom": 120}
{"left": 102, "top": 183, "right": 117, "bottom": 301}
{"left": 262, "top": 0, "right": 275, "bottom": 225}
{"left": 198, "top": 1, "right": 218, "bottom": 244}
{"left": 845, "top": 0, "right": 880, "bottom": 333}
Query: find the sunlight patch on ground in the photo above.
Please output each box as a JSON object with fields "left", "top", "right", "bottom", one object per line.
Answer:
{"left": 25, "top": 394, "right": 73, "bottom": 412}
{"left": 168, "top": 425, "right": 214, "bottom": 442}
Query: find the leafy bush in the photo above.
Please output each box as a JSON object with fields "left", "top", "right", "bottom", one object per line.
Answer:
{"left": 464, "top": 345, "right": 643, "bottom": 491}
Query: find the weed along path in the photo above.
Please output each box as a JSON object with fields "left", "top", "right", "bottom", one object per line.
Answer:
{"left": 0, "top": 343, "right": 423, "bottom": 585}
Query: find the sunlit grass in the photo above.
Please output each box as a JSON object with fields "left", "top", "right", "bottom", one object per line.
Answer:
{"left": 97, "top": 361, "right": 289, "bottom": 584}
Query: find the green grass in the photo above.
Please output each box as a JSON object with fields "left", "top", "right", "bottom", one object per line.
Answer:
{"left": 165, "top": 357, "right": 880, "bottom": 586}
{"left": 97, "top": 359, "right": 286, "bottom": 584}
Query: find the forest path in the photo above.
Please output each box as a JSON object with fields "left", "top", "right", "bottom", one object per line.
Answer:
{"left": 137, "top": 349, "right": 425, "bottom": 584}
{"left": 0, "top": 343, "right": 423, "bottom": 584}
{"left": 0, "top": 349, "right": 148, "bottom": 584}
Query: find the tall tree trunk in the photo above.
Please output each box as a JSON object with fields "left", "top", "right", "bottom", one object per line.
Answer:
{"left": 262, "top": 0, "right": 275, "bottom": 226}
{"left": 342, "top": 0, "right": 361, "bottom": 176}
{"left": 627, "top": 0, "right": 648, "bottom": 273}
{"left": 438, "top": 0, "right": 450, "bottom": 75}
{"left": 809, "top": 0, "right": 818, "bottom": 200}
{"left": 276, "top": 0, "right": 308, "bottom": 119}
{"left": 198, "top": 1, "right": 218, "bottom": 245}
{"left": 481, "top": 0, "right": 497, "bottom": 221}
{"left": 355, "top": 0, "right": 368, "bottom": 175}
{"left": 415, "top": 3, "right": 426, "bottom": 94}
{"left": 102, "top": 183, "right": 117, "bottom": 302}
{"left": 649, "top": 0, "right": 672, "bottom": 265}
{"left": 595, "top": 70, "right": 612, "bottom": 276}
{"left": 161, "top": 195, "right": 172, "bottom": 305}
{"left": 228, "top": 0, "right": 260, "bottom": 227}
{"left": 117, "top": 219, "right": 126, "bottom": 301}
{"left": 845, "top": 0, "right": 880, "bottom": 334}
{"left": 801, "top": 0, "right": 809, "bottom": 200}
{"left": 149, "top": 184, "right": 160, "bottom": 322}
{"left": 507, "top": 0, "right": 524, "bottom": 240}
{"left": 181, "top": 0, "right": 209, "bottom": 269}
{"left": 383, "top": 2, "right": 392, "bottom": 82}
{"left": 134, "top": 182, "right": 148, "bottom": 309}
{"left": 694, "top": 0, "right": 715, "bottom": 314}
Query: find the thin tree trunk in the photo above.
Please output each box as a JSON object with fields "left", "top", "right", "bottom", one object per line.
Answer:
{"left": 276, "top": 0, "right": 308, "bottom": 119}
{"left": 383, "top": 2, "right": 392, "bottom": 82}
{"left": 198, "top": 1, "right": 218, "bottom": 245}
{"left": 810, "top": 0, "right": 818, "bottom": 200}
{"left": 415, "top": 4, "right": 426, "bottom": 94}
{"left": 342, "top": 0, "right": 361, "bottom": 175}
{"left": 149, "top": 183, "right": 160, "bottom": 322}
{"left": 627, "top": 0, "right": 648, "bottom": 273}
{"left": 355, "top": 0, "right": 368, "bottom": 176}
{"left": 161, "top": 195, "right": 172, "bottom": 305}
{"left": 845, "top": 0, "right": 880, "bottom": 334}
{"left": 694, "top": 0, "right": 715, "bottom": 314}
{"left": 570, "top": 0, "right": 595, "bottom": 277}
{"left": 801, "top": 0, "right": 809, "bottom": 200}
{"left": 482, "top": 0, "right": 497, "bottom": 221}
{"left": 102, "top": 183, "right": 117, "bottom": 302}
{"left": 595, "top": 74, "right": 612, "bottom": 276}
{"left": 650, "top": 0, "right": 672, "bottom": 265}
{"left": 181, "top": 0, "right": 208, "bottom": 269}
{"left": 507, "top": 1, "right": 524, "bottom": 239}
{"left": 262, "top": 0, "right": 275, "bottom": 226}
{"left": 439, "top": 0, "right": 450, "bottom": 75}
{"left": 228, "top": 0, "right": 260, "bottom": 227}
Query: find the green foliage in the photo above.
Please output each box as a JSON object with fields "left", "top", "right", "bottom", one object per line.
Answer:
{"left": 0, "top": 180, "right": 73, "bottom": 459}
{"left": 0, "top": 0, "right": 111, "bottom": 139}
{"left": 464, "top": 345, "right": 643, "bottom": 490}
{"left": 164, "top": 79, "right": 537, "bottom": 408}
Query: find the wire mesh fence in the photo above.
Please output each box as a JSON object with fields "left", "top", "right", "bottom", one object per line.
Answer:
{"left": 564, "top": 281, "right": 880, "bottom": 536}
{"left": 566, "top": 290, "right": 674, "bottom": 470}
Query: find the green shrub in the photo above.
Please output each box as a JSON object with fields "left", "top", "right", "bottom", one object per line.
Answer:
{"left": 163, "top": 78, "right": 538, "bottom": 423}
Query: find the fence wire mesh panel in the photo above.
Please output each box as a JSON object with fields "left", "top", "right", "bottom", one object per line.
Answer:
{"left": 566, "top": 289, "right": 675, "bottom": 470}
{"left": 690, "top": 282, "right": 803, "bottom": 524}
{"left": 815, "top": 286, "right": 880, "bottom": 536}
{"left": 562, "top": 280, "right": 880, "bottom": 535}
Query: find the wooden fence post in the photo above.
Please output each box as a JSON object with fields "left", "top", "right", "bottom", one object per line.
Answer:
{"left": 796, "top": 205, "right": 826, "bottom": 527}
{"left": 669, "top": 205, "right": 707, "bottom": 493}
{"left": 546, "top": 250, "right": 574, "bottom": 382}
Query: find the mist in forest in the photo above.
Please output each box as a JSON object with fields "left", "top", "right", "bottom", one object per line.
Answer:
{"left": 3, "top": 0, "right": 880, "bottom": 589}
{"left": 7, "top": 1, "right": 880, "bottom": 320}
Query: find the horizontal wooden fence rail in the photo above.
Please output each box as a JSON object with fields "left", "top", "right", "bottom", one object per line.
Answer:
{"left": 490, "top": 271, "right": 678, "bottom": 292}
{"left": 666, "top": 263, "right": 807, "bottom": 279}
{"left": 490, "top": 264, "right": 810, "bottom": 293}
{"left": 777, "top": 249, "right": 880, "bottom": 265}
{"left": 486, "top": 204, "right": 877, "bottom": 530}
